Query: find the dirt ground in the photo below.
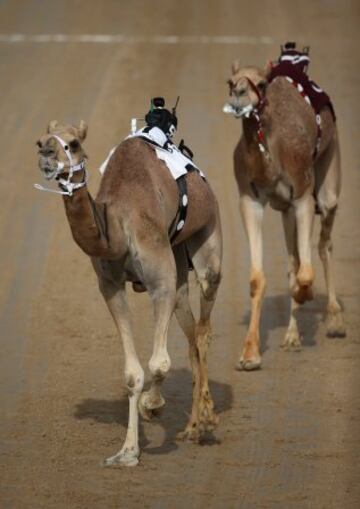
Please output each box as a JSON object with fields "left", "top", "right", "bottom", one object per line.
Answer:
{"left": 0, "top": 1, "right": 359, "bottom": 508}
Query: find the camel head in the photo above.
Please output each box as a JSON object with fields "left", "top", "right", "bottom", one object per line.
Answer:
{"left": 36, "top": 120, "right": 88, "bottom": 181}
{"left": 223, "top": 63, "right": 267, "bottom": 119}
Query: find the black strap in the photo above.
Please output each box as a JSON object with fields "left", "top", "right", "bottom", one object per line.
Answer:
{"left": 169, "top": 175, "right": 188, "bottom": 243}
{"left": 136, "top": 135, "right": 194, "bottom": 242}
{"left": 178, "top": 139, "right": 194, "bottom": 160}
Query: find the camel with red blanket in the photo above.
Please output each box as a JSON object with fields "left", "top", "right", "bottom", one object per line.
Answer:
{"left": 223, "top": 42, "right": 345, "bottom": 370}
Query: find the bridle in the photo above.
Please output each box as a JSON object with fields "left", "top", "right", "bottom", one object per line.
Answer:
{"left": 34, "top": 134, "right": 88, "bottom": 196}
{"left": 227, "top": 76, "right": 266, "bottom": 105}
{"left": 226, "top": 76, "right": 269, "bottom": 157}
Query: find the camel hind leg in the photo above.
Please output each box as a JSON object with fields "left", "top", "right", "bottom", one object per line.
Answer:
{"left": 318, "top": 207, "right": 345, "bottom": 336}
{"left": 316, "top": 138, "right": 346, "bottom": 337}
{"left": 281, "top": 207, "right": 302, "bottom": 350}
{"left": 293, "top": 191, "right": 315, "bottom": 304}
{"left": 172, "top": 244, "right": 201, "bottom": 442}
{"left": 177, "top": 217, "right": 222, "bottom": 441}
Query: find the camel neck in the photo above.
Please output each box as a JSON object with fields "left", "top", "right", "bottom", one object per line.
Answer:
{"left": 242, "top": 115, "right": 260, "bottom": 143}
{"left": 62, "top": 179, "right": 110, "bottom": 258}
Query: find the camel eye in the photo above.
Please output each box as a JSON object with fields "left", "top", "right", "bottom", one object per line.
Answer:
{"left": 238, "top": 88, "right": 247, "bottom": 96}
{"left": 227, "top": 79, "right": 234, "bottom": 95}
{"left": 69, "top": 139, "right": 80, "bottom": 151}
{"left": 36, "top": 140, "right": 42, "bottom": 148}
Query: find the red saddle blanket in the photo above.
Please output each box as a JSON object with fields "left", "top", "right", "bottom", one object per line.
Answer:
{"left": 268, "top": 45, "right": 336, "bottom": 121}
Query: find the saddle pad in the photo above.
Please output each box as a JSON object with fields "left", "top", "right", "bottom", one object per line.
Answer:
{"left": 99, "top": 126, "right": 205, "bottom": 180}
{"left": 268, "top": 61, "right": 335, "bottom": 120}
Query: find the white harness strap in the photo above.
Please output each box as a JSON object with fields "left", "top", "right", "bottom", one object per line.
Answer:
{"left": 34, "top": 134, "right": 87, "bottom": 196}
{"left": 52, "top": 134, "right": 73, "bottom": 165}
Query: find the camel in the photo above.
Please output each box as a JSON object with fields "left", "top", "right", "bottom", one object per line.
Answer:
{"left": 223, "top": 44, "right": 345, "bottom": 371}
{"left": 35, "top": 116, "right": 222, "bottom": 466}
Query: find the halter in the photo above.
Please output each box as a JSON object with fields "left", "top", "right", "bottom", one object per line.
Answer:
{"left": 225, "top": 77, "right": 269, "bottom": 157}
{"left": 34, "top": 134, "right": 87, "bottom": 196}
{"left": 243, "top": 78, "right": 269, "bottom": 158}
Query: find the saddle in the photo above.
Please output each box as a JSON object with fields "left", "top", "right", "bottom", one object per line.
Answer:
{"left": 268, "top": 42, "right": 335, "bottom": 120}
{"left": 268, "top": 42, "right": 336, "bottom": 159}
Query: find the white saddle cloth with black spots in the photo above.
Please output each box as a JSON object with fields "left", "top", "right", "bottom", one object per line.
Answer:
{"left": 99, "top": 126, "right": 205, "bottom": 181}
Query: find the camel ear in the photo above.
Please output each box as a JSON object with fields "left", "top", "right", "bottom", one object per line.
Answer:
{"left": 77, "top": 120, "right": 88, "bottom": 141}
{"left": 47, "top": 120, "right": 59, "bottom": 133}
{"left": 231, "top": 59, "right": 241, "bottom": 74}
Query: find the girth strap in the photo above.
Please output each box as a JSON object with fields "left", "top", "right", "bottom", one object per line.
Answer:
{"left": 169, "top": 174, "right": 189, "bottom": 243}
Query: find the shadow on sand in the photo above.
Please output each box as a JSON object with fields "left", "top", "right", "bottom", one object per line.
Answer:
{"left": 74, "top": 367, "right": 233, "bottom": 456}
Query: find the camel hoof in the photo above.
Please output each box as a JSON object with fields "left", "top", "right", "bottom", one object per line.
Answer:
{"left": 132, "top": 282, "right": 146, "bottom": 293}
{"left": 326, "top": 311, "right": 346, "bottom": 338}
{"left": 176, "top": 426, "right": 200, "bottom": 443}
{"left": 236, "top": 357, "right": 261, "bottom": 371}
{"left": 199, "top": 408, "right": 219, "bottom": 432}
{"left": 103, "top": 450, "right": 139, "bottom": 467}
{"left": 138, "top": 391, "right": 165, "bottom": 421}
{"left": 292, "top": 284, "right": 313, "bottom": 305}
{"left": 281, "top": 330, "right": 302, "bottom": 351}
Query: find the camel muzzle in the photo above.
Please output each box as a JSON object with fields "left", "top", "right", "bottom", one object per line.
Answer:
{"left": 223, "top": 102, "right": 253, "bottom": 119}
{"left": 39, "top": 157, "right": 60, "bottom": 180}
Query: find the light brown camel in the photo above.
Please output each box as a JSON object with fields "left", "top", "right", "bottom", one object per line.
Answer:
{"left": 36, "top": 120, "right": 222, "bottom": 466}
{"left": 223, "top": 58, "right": 345, "bottom": 371}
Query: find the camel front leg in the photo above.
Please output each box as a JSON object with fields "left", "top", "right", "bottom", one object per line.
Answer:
{"left": 138, "top": 250, "right": 176, "bottom": 421}
{"left": 237, "top": 194, "right": 266, "bottom": 371}
{"left": 98, "top": 278, "right": 144, "bottom": 467}
{"left": 293, "top": 193, "right": 315, "bottom": 304}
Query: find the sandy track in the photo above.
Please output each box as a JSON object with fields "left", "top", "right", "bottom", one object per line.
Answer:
{"left": 0, "top": 1, "right": 359, "bottom": 508}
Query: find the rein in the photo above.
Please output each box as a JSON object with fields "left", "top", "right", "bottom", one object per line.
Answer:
{"left": 226, "top": 76, "right": 270, "bottom": 157}
{"left": 243, "top": 78, "right": 269, "bottom": 158}
{"left": 34, "top": 134, "right": 88, "bottom": 196}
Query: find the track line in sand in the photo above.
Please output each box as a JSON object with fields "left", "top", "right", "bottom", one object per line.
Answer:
{"left": 0, "top": 33, "right": 274, "bottom": 45}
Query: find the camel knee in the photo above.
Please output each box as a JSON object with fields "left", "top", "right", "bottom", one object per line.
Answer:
{"left": 250, "top": 270, "right": 266, "bottom": 298}
{"left": 199, "top": 264, "right": 221, "bottom": 302}
{"left": 149, "top": 352, "right": 171, "bottom": 380}
{"left": 175, "top": 284, "right": 189, "bottom": 310}
{"left": 318, "top": 238, "right": 333, "bottom": 262}
{"left": 297, "top": 264, "right": 314, "bottom": 287}
{"left": 195, "top": 320, "right": 212, "bottom": 350}
{"left": 317, "top": 197, "right": 338, "bottom": 217}
{"left": 125, "top": 366, "right": 144, "bottom": 395}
